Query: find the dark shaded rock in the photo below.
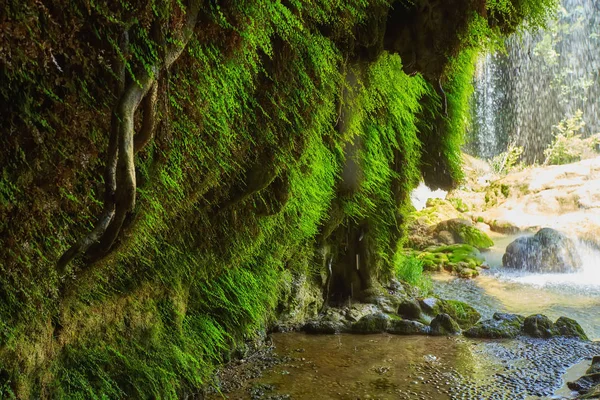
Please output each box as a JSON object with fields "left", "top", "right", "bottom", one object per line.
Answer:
{"left": 523, "top": 314, "right": 556, "bottom": 338}
{"left": 352, "top": 313, "right": 390, "bottom": 334}
{"left": 555, "top": 316, "right": 589, "bottom": 341}
{"left": 387, "top": 319, "right": 430, "bottom": 335}
{"left": 464, "top": 313, "right": 524, "bottom": 339}
{"left": 502, "top": 228, "right": 582, "bottom": 273}
{"left": 430, "top": 313, "right": 461, "bottom": 336}
{"left": 397, "top": 299, "right": 422, "bottom": 320}
{"left": 419, "top": 298, "right": 439, "bottom": 314}
{"left": 303, "top": 320, "right": 346, "bottom": 334}
{"left": 567, "top": 373, "right": 600, "bottom": 394}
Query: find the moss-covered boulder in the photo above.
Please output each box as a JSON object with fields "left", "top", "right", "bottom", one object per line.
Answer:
{"left": 397, "top": 299, "right": 423, "bottom": 320}
{"left": 352, "top": 313, "right": 390, "bottom": 334}
{"left": 413, "top": 244, "right": 485, "bottom": 276}
{"left": 419, "top": 298, "right": 480, "bottom": 329}
{"left": 434, "top": 219, "right": 494, "bottom": 250}
{"left": 523, "top": 314, "right": 557, "bottom": 338}
{"left": 387, "top": 319, "right": 430, "bottom": 335}
{"left": 304, "top": 320, "right": 347, "bottom": 334}
{"left": 430, "top": 313, "right": 461, "bottom": 335}
{"left": 464, "top": 313, "right": 524, "bottom": 339}
{"left": 555, "top": 316, "right": 588, "bottom": 340}
{"left": 503, "top": 228, "right": 582, "bottom": 273}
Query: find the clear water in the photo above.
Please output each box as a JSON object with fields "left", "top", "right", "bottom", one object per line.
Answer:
{"left": 433, "top": 233, "right": 600, "bottom": 340}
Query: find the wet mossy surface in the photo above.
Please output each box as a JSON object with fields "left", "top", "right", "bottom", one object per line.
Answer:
{"left": 0, "top": 0, "right": 559, "bottom": 397}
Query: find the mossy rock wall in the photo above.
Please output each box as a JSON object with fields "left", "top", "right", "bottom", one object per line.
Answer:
{"left": 0, "top": 0, "right": 557, "bottom": 397}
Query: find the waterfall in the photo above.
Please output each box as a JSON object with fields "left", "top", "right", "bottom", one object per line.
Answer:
{"left": 470, "top": 0, "right": 600, "bottom": 162}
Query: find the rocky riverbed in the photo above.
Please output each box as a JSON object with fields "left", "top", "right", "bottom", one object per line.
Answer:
{"left": 207, "top": 332, "right": 600, "bottom": 400}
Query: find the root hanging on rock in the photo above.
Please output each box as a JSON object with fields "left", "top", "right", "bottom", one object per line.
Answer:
{"left": 57, "top": 0, "right": 201, "bottom": 273}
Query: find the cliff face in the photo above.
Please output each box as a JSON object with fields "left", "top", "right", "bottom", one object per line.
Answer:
{"left": 0, "top": 0, "right": 556, "bottom": 397}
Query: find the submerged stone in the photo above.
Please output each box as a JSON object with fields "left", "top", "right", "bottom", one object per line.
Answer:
{"left": 430, "top": 313, "right": 461, "bottom": 336}
{"left": 387, "top": 319, "right": 430, "bottom": 335}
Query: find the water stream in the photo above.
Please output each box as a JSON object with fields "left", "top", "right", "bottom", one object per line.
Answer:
{"left": 432, "top": 233, "right": 600, "bottom": 340}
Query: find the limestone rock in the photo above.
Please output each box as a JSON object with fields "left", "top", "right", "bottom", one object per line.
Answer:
{"left": 502, "top": 228, "right": 582, "bottom": 273}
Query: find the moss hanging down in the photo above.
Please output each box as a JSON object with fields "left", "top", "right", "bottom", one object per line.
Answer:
{"left": 0, "top": 0, "right": 557, "bottom": 397}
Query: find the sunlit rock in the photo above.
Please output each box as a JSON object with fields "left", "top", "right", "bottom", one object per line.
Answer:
{"left": 502, "top": 228, "right": 583, "bottom": 272}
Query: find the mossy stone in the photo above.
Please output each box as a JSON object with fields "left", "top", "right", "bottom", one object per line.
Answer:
{"left": 555, "top": 316, "right": 588, "bottom": 341}
{"left": 434, "top": 219, "right": 493, "bottom": 250}
{"left": 464, "top": 313, "right": 524, "bottom": 339}
{"left": 430, "top": 313, "right": 461, "bottom": 336}
{"left": 388, "top": 319, "right": 430, "bottom": 335}
{"left": 352, "top": 313, "right": 390, "bottom": 334}
{"left": 397, "top": 299, "right": 422, "bottom": 320}
{"left": 523, "top": 314, "right": 556, "bottom": 338}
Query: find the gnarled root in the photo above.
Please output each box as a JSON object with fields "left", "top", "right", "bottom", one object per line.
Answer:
{"left": 57, "top": 0, "right": 200, "bottom": 273}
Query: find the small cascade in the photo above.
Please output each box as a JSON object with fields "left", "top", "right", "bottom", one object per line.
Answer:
{"left": 499, "top": 238, "right": 600, "bottom": 292}
{"left": 470, "top": 0, "right": 600, "bottom": 162}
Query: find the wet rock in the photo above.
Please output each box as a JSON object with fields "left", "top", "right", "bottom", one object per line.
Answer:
{"left": 419, "top": 298, "right": 439, "bottom": 315}
{"left": 387, "top": 319, "right": 430, "bottom": 335}
{"left": 488, "top": 219, "right": 520, "bottom": 234}
{"left": 419, "top": 298, "right": 480, "bottom": 329}
{"left": 364, "top": 293, "right": 402, "bottom": 314}
{"left": 523, "top": 314, "right": 556, "bottom": 338}
{"left": 464, "top": 313, "right": 524, "bottom": 339}
{"left": 303, "top": 320, "right": 347, "bottom": 334}
{"left": 434, "top": 218, "right": 494, "bottom": 250}
{"left": 502, "top": 228, "right": 582, "bottom": 273}
{"left": 352, "top": 313, "right": 390, "bottom": 334}
{"left": 436, "top": 230, "right": 455, "bottom": 245}
{"left": 555, "top": 316, "right": 589, "bottom": 341}
{"left": 430, "top": 313, "right": 461, "bottom": 336}
{"left": 567, "top": 373, "right": 600, "bottom": 394}
{"left": 397, "top": 299, "right": 422, "bottom": 320}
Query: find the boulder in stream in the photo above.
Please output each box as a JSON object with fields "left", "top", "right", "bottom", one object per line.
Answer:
{"left": 502, "top": 228, "right": 583, "bottom": 272}
{"left": 351, "top": 313, "right": 390, "bottom": 334}
{"left": 387, "top": 319, "right": 430, "bottom": 335}
{"left": 464, "top": 313, "right": 525, "bottom": 339}
{"left": 430, "top": 313, "right": 461, "bottom": 335}
{"left": 555, "top": 316, "right": 589, "bottom": 341}
{"left": 523, "top": 314, "right": 556, "bottom": 338}
{"left": 433, "top": 218, "right": 494, "bottom": 250}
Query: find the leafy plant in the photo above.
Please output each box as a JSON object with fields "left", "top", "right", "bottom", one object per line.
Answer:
{"left": 544, "top": 110, "right": 586, "bottom": 165}
{"left": 490, "top": 144, "right": 524, "bottom": 174}
{"left": 394, "top": 253, "right": 432, "bottom": 294}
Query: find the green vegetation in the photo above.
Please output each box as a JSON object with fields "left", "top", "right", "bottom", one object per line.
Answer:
{"left": 0, "top": 0, "right": 558, "bottom": 397}
{"left": 394, "top": 253, "right": 432, "bottom": 294}
{"left": 544, "top": 110, "right": 586, "bottom": 165}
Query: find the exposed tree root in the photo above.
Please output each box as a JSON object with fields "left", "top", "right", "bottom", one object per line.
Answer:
{"left": 57, "top": 0, "right": 200, "bottom": 273}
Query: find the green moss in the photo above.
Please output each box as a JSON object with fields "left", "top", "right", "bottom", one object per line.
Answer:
{"left": 0, "top": 0, "right": 558, "bottom": 396}
{"left": 455, "top": 224, "right": 494, "bottom": 249}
